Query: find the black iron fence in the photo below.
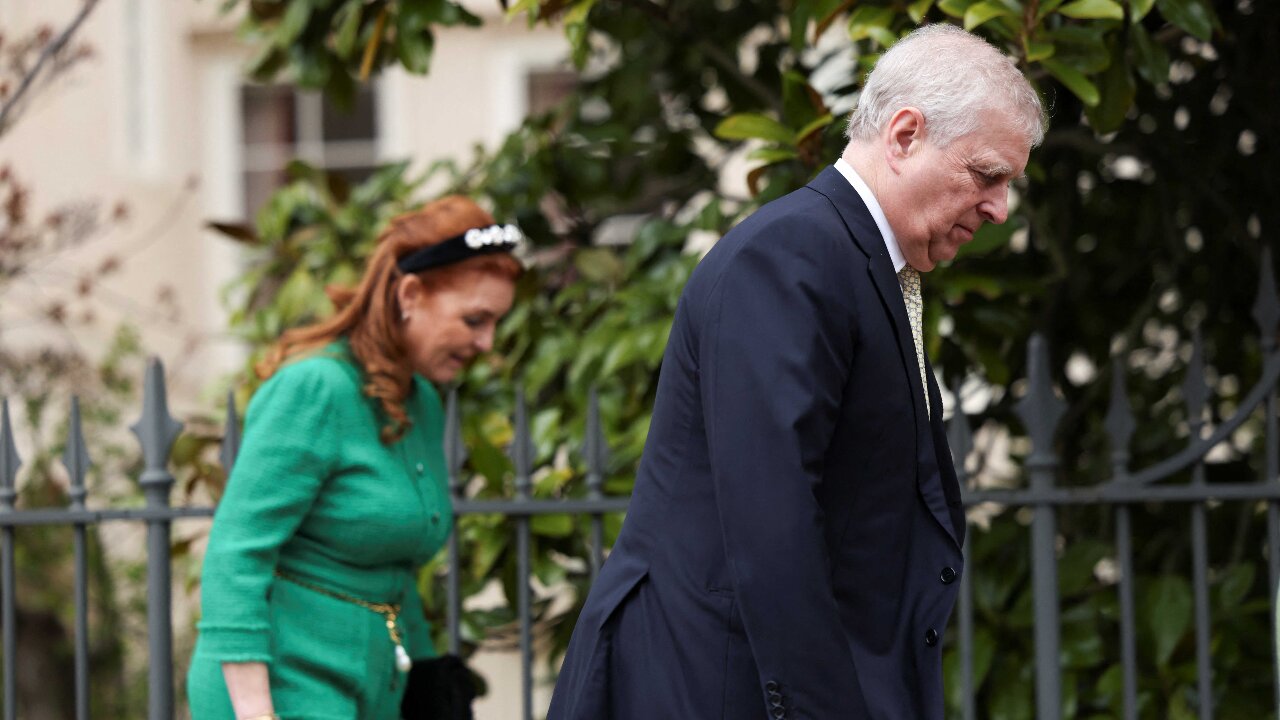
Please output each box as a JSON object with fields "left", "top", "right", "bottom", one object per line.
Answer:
{"left": 0, "top": 251, "right": 1277, "bottom": 720}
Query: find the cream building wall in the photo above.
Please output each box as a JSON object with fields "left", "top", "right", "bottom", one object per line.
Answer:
{"left": 1, "top": 0, "right": 568, "bottom": 716}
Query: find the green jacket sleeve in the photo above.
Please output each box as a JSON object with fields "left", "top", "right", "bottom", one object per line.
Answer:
{"left": 399, "top": 570, "right": 439, "bottom": 661}
{"left": 196, "top": 359, "right": 346, "bottom": 662}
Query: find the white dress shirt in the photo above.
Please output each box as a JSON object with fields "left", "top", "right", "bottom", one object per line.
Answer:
{"left": 834, "top": 158, "right": 907, "bottom": 273}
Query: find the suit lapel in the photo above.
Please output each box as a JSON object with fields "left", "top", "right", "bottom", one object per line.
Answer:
{"left": 807, "top": 166, "right": 962, "bottom": 551}
{"left": 806, "top": 167, "right": 930, "bottom": 432}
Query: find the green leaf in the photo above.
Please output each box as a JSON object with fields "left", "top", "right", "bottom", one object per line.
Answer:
{"left": 713, "top": 113, "right": 796, "bottom": 145}
{"left": 564, "top": 0, "right": 598, "bottom": 25}
{"left": 1216, "top": 563, "right": 1255, "bottom": 610}
{"left": 782, "top": 71, "right": 825, "bottom": 128}
{"left": 1057, "top": 0, "right": 1124, "bottom": 20}
{"left": 1129, "top": 0, "right": 1156, "bottom": 20}
{"left": 964, "top": 1, "right": 1016, "bottom": 31}
{"left": 276, "top": 265, "right": 322, "bottom": 321}
{"left": 1083, "top": 42, "right": 1135, "bottom": 133}
{"left": 275, "top": 0, "right": 313, "bottom": 46}
{"left": 1041, "top": 58, "right": 1101, "bottom": 106}
{"left": 1143, "top": 575, "right": 1192, "bottom": 667}
{"left": 937, "top": 0, "right": 978, "bottom": 19}
{"left": 1025, "top": 40, "right": 1055, "bottom": 62}
{"left": 908, "top": 0, "right": 936, "bottom": 23}
{"left": 1047, "top": 25, "right": 1111, "bottom": 73}
{"left": 1128, "top": 22, "right": 1169, "bottom": 84}
{"left": 867, "top": 26, "right": 898, "bottom": 47}
{"left": 1155, "top": 0, "right": 1215, "bottom": 41}
{"left": 574, "top": 247, "right": 626, "bottom": 284}
{"left": 531, "top": 514, "right": 574, "bottom": 537}
{"left": 847, "top": 6, "right": 896, "bottom": 43}
{"left": 793, "top": 114, "right": 834, "bottom": 144}
{"left": 394, "top": 27, "right": 435, "bottom": 74}
{"left": 747, "top": 148, "right": 801, "bottom": 163}
{"left": 333, "top": 0, "right": 363, "bottom": 59}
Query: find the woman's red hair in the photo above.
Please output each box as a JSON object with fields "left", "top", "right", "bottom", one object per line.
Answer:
{"left": 257, "top": 195, "right": 523, "bottom": 443}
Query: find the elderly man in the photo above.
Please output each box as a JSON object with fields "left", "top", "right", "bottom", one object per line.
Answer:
{"left": 547, "top": 24, "right": 1044, "bottom": 720}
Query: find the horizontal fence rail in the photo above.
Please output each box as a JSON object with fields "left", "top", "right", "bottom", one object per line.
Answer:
{"left": 0, "top": 249, "right": 1276, "bottom": 720}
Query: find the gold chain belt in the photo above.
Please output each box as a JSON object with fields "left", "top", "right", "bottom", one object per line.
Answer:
{"left": 274, "top": 570, "right": 412, "bottom": 672}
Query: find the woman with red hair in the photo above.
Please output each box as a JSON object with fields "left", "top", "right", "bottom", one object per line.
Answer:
{"left": 187, "top": 195, "right": 522, "bottom": 720}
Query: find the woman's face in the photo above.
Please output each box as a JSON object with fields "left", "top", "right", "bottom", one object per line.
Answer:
{"left": 397, "top": 272, "right": 516, "bottom": 383}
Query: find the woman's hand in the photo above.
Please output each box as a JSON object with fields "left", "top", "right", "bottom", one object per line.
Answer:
{"left": 221, "top": 662, "right": 275, "bottom": 719}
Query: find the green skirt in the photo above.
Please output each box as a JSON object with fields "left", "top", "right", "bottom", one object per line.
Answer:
{"left": 187, "top": 578, "right": 407, "bottom": 720}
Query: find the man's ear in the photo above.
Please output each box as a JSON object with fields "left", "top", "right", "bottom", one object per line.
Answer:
{"left": 883, "top": 107, "right": 926, "bottom": 172}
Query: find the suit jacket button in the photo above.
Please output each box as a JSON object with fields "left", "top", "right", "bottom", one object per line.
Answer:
{"left": 765, "top": 681, "right": 779, "bottom": 693}
{"left": 940, "top": 566, "right": 957, "bottom": 584}
{"left": 925, "top": 628, "right": 939, "bottom": 646}
{"left": 771, "top": 708, "right": 786, "bottom": 719}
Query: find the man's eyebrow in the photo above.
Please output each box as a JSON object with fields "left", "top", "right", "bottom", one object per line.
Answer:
{"left": 976, "top": 162, "right": 1015, "bottom": 177}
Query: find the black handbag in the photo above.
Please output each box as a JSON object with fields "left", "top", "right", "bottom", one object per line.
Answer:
{"left": 400, "top": 654, "right": 478, "bottom": 720}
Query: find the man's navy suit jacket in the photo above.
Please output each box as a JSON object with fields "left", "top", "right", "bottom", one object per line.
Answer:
{"left": 547, "top": 167, "right": 968, "bottom": 720}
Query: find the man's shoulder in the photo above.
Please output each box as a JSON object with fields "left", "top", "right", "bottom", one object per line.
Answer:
{"left": 702, "top": 185, "right": 862, "bottom": 271}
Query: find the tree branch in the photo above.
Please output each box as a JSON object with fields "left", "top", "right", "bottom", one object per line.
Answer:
{"left": 0, "top": 0, "right": 102, "bottom": 135}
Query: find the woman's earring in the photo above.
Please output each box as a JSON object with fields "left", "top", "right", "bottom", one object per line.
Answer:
{"left": 401, "top": 311, "right": 410, "bottom": 322}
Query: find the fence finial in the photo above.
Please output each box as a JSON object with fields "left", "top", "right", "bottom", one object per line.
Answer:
{"left": 1254, "top": 245, "right": 1278, "bottom": 353}
{"left": 219, "top": 390, "right": 240, "bottom": 474}
{"left": 511, "top": 385, "right": 534, "bottom": 495}
{"left": 63, "top": 396, "right": 92, "bottom": 508}
{"left": 1104, "top": 358, "right": 1135, "bottom": 480}
{"left": 1015, "top": 333, "right": 1066, "bottom": 465}
{"left": 0, "top": 398, "right": 20, "bottom": 505}
{"left": 129, "top": 358, "right": 183, "bottom": 488}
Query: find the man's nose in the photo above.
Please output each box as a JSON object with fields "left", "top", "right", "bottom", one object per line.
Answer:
{"left": 979, "top": 189, "right": 1009, "bottom": 225}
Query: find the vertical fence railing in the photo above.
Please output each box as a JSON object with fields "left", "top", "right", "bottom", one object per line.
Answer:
{"left": 511, "top": 390, "right": 535, "bottom": 720}
{"left": 0, "top": 400, "right": 17, "bottom": 720}
{"left": 1185, "top": 333, "right": 1215, "bottom": 720}
{"left": 1014, "top": 334, "right": 1066, "bottom": 719}
{"left": 1256, "top": 246, "right": 1280, "bottom": 713}
{"left": 584, "top": 388, "right": 607, "bottom": 581}
{"left": 130, "top": 359, "right": 183, "bottom": 720}
{"left": 1104, "top": 357, "right": 1139, "bottom": 720}
{"left": 65, "top": 398, "right": 91, "bottom": 720}
{"left": 445, "top": 388, "right": 467, "bottom": 657}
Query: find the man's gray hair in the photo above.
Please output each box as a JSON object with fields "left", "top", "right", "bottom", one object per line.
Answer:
{"left": 845, "top": 24, "right": 1046, "bottom": 148}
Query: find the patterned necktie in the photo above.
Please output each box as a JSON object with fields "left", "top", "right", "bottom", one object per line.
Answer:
{"left": 898, "top": 266, "right": 931, "bottom": 417}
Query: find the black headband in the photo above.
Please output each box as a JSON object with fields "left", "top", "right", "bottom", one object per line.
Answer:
{"left": 395, "top": 224, "right": 524, "bottom": 274}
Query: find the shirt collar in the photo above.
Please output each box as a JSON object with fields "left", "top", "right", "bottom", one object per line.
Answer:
{"left": 834, "top": 158, "right": 906, "bottom": 273}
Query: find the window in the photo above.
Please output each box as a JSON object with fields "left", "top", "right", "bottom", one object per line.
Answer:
{"left": 525, "top": 68, "right": 577, "bottom": 118}
{"left": 239, "top": 83, "right": 381, "bottom": 219}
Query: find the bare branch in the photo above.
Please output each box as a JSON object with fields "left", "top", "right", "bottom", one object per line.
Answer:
{"left": 0, "top": 0, "right": 102, "bottom": 135}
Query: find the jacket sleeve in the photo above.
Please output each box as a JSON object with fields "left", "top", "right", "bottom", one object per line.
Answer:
{"left": 698, "top": 224, "right": 869, "bottom": 717}
{"left": 195, "top": 360, "right": 345, "bottom": 663}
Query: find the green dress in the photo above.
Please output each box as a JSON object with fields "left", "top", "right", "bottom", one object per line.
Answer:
{"left": 187, "top": 340, "right": 452, "bottom": 720}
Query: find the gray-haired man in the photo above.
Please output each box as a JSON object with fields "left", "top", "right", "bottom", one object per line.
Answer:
{"left": 548, "top": 24, "right": 1044, "bottom": 720}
